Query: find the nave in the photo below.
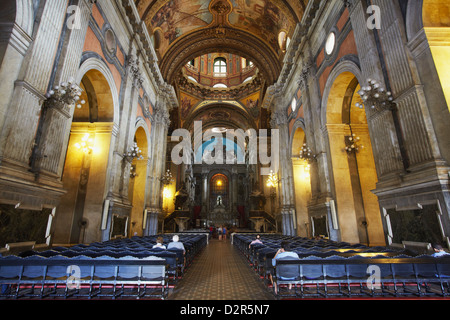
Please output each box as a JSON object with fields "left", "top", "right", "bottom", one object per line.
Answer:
{"left": 169, "top": 238, "right": 274, "bottom": 300}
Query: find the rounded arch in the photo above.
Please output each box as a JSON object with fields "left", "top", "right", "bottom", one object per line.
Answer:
{"left": 320, "top": 60, "right": 384, "bottom": 246}
{"left": 0, "top": 0, "right": 34, "bottom": 66}
{"left": 406, "top": 0, "right": 450, "bottom": 39}
{"left": 289, "top": 119, "right": 307, "bottom": 159}
{"left": 159, "top": 28, "right": 282, "bottom": 86}
{"left": 290, "top": 123, "right": 313, "bottom": 238}
{"left": 134, "top": 117, "right": 151, "bottom": 158}
{"left": 405, "top": 0, "right": 424, "bottom": 41}
{"left": 320, "top": 60, "right": 364, "bottom": 128}
{"left": 128, "top": 123, "right": 150, "bottom": 237}
{"left": 76, "top": 57, "right": 120, "bottom": 126}
{"left": 0, "top": 0, "right": 34, "bottom": 36}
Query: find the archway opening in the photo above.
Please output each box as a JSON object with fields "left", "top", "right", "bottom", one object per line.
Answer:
{"left": 128, "top": 126, "right": 149, "bottom": 237}
{"left": 423, "top": 0, "right": 450, "bottom": 111}
{"left": 326, "top": 71, "right": 384, "bottom": 246}
{"left": 291, "top": 127, "right": 312, "bottom": 238}
{"left": 54, "top": 69, "right": 115, "bottom": 244}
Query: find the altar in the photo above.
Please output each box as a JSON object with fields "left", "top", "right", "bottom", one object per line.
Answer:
{"left": 208, "top": 195, "right": 234, "bottom": 226}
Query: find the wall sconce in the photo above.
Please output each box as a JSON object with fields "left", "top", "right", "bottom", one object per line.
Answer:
{"left": 160, "top": 169, "right": 174, "bottom": 186}
{"left": 124, "top": 142, "right": 144, "bottom": 162}
{"left": 266, "top": 170, "right": 278, "bottom": 188}
{"left": 74, "top": 133, "right": 93, "bottom": 154}
{"left": 46, "top": 77, "right": 86, "bottom": 109}
{"left": 355, "top": 78, "right": 394, "bottom": 112}
{"left": 298, "top": 143, "right": 316, "bottom": 163}
{"left": 345, "top": 134, "right": 364, "bottom": 153}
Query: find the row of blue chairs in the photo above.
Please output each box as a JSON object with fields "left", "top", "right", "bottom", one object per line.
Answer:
{"left": 272, "top": 256, "right": 450, "bottom": 299}
{"left": 0, "top": 233, "right": 208, "bottom": 300}
{"left": 0, "top": 254, "right": 169, "bottom": 300}
{"left": 233, "top": 233, "right": 450, "bottom": 299}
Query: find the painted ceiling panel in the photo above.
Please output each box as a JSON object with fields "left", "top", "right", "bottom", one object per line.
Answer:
{"left": 135, "top": 0, "right": 306, "bottom": 60}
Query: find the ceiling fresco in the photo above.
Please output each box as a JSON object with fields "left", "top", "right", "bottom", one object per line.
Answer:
{"left": 228, "top": 0, "right": 292, "bottom": 52}
{"left": 134, "top": 0, "right": 307, "bottom": 132}
{"left": 135, "top": 0, "right": 306, "bottom": 60}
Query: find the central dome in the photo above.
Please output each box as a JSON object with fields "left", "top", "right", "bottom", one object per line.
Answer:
{"left": 184, "top": 53, "right": 257, "bottom": 88}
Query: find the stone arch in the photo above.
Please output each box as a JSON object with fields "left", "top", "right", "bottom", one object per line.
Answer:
{"left": 76, "top": 57, "right": 120, "bottom": 126}
{"left": 321, "top": 61, "right": 384, "bottom": 246}
{"left": 289, "top": 119, "right": 306, "bottom": 159}
{"left": 0, "top": 0, "right": 34, "bottom": 41}
{"left": 159, "top": 28, "right": 282, "bottom": 86}
{"left": 290, "top": 122, "right": 312, "bottom": 238}
{"left": 320, "top": 60, "right": 365, "bottom": 129}
{"left": 54, "top": 58, "right": 121, "bottom": 244}
{"left": 128, "top": 122, "right": 150, "bottom": 237}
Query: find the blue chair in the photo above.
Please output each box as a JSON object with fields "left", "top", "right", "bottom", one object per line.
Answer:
{"left": 93, "top": 257, "right": 117, "bottom": 279}
{"left": 22, "top": 257, "right": 47, "bottom": 279}
{"left": 275, "top": 257, "right": 301, "bottom": 281}
{"left": 301, "top": 263, "right": 324, "bottom": 281}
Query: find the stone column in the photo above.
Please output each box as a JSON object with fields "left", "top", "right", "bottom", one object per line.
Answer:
{"left": 32, "top": 0, "right": 94, "bottom": 178}
{"left": 371, "top": 0, "right": 446, "bottom": 170}
{"left": 144, "top": 96, "right": 170, "bottom": 235}
{"left": 109, "top": 54, "right": 143, "bottom": 201}
{"left": 0, "top": 0, "right": 73, "bottom": 209}
{"left": 347, "top": 0, "right": 405, "bottom": 181}
{"left": 0, "top": 0, "right": 69, "bottom": 169}
{"left": 297, "top": 54, "right": 341, "bottom": 240}
{"left": 0, "top": 0, "right": 34, "bottom": 134}
{"left": 270, "top": 109, "right": 296, "bottom": 236}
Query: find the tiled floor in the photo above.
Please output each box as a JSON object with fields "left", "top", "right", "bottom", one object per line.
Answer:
{"left": 169, "top": 239, "right": 275, "bottom": 300}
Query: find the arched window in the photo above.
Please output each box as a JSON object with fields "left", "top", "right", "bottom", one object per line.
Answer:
{"left": 214, "top": 58, "right": 227, "bottom": 76}
{"left": 187, "top": 76, "right": 198, "bottom": 83}
{"left": 213, "top": 83, "right": 227, "bottom": 88}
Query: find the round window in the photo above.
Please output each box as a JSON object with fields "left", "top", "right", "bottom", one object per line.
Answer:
{"left": 325, "top": 32, "right": 336, "bottom": 55}
{"left": 105, "top": 29, "right": 117, "bottom": 54}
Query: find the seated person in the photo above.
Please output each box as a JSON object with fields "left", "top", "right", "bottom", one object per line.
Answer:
{"left": 249, "top": 235, "right": 263, "bottom": 248}
{"left": 272, "top": 241, "right": 300, "bottom": 267}
{"left": 270, "top": 241, "right": 300, "bottom": 294}
{"left": 152, "top": 236, "right": 166, "bottom": 250}
{"left": 167, "top": 235, "right": 186, "bottom": 254}
{"left": 432, "top": 244, "right": 450, "bottom": 257}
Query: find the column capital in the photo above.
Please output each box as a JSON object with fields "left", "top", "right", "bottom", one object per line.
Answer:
{"left": 126, "top": 55, "right": 144, "bottom": 88}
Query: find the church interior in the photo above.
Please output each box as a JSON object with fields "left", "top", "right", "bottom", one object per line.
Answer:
{"left": 0, "top": 0, "right": 449, "bottom": 303}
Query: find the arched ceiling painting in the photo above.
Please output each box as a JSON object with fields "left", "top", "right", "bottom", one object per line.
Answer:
{"left": 135, "top": 0, "right": 307, "bottom": 73}
{"left": 135, "top": 0, "right": 308, "bottom": 132}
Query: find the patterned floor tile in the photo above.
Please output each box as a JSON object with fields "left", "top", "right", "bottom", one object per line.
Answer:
{"left": 169, "top": 239, "right": 275, "bottom": 300}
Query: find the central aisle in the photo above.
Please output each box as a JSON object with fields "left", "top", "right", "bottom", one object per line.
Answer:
{"left": 169, "top": 239, "right": 275, "bottom": 300}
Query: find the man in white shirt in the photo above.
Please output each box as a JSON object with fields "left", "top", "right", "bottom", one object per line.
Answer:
{"left": 167, "top": 235, "right": 185, "bottom": 254}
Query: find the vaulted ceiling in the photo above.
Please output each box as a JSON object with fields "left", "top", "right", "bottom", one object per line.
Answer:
{"left": 134, "top": 0, "right": 308, "bottom": 86}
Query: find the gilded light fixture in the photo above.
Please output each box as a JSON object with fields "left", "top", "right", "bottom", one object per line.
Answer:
{"left": 266, "top": 170, "right": 278, "bottom": 188}
{"left": 74, "top": 133, "right": 93, "bottom": 154}
{"left": 124, "top": 142, "right": 144, "bottom": 162}
{"left": 161, "top": 169, "right": 174, "bottom": 186}
{"left": 345, "top": 134, "right": 364, "bottom": 153}
{"left": 355, "top": 78, "right": 394, "bottom": 112}
{"left": 45, "top": 77, "right": 86, "bottom": 109}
